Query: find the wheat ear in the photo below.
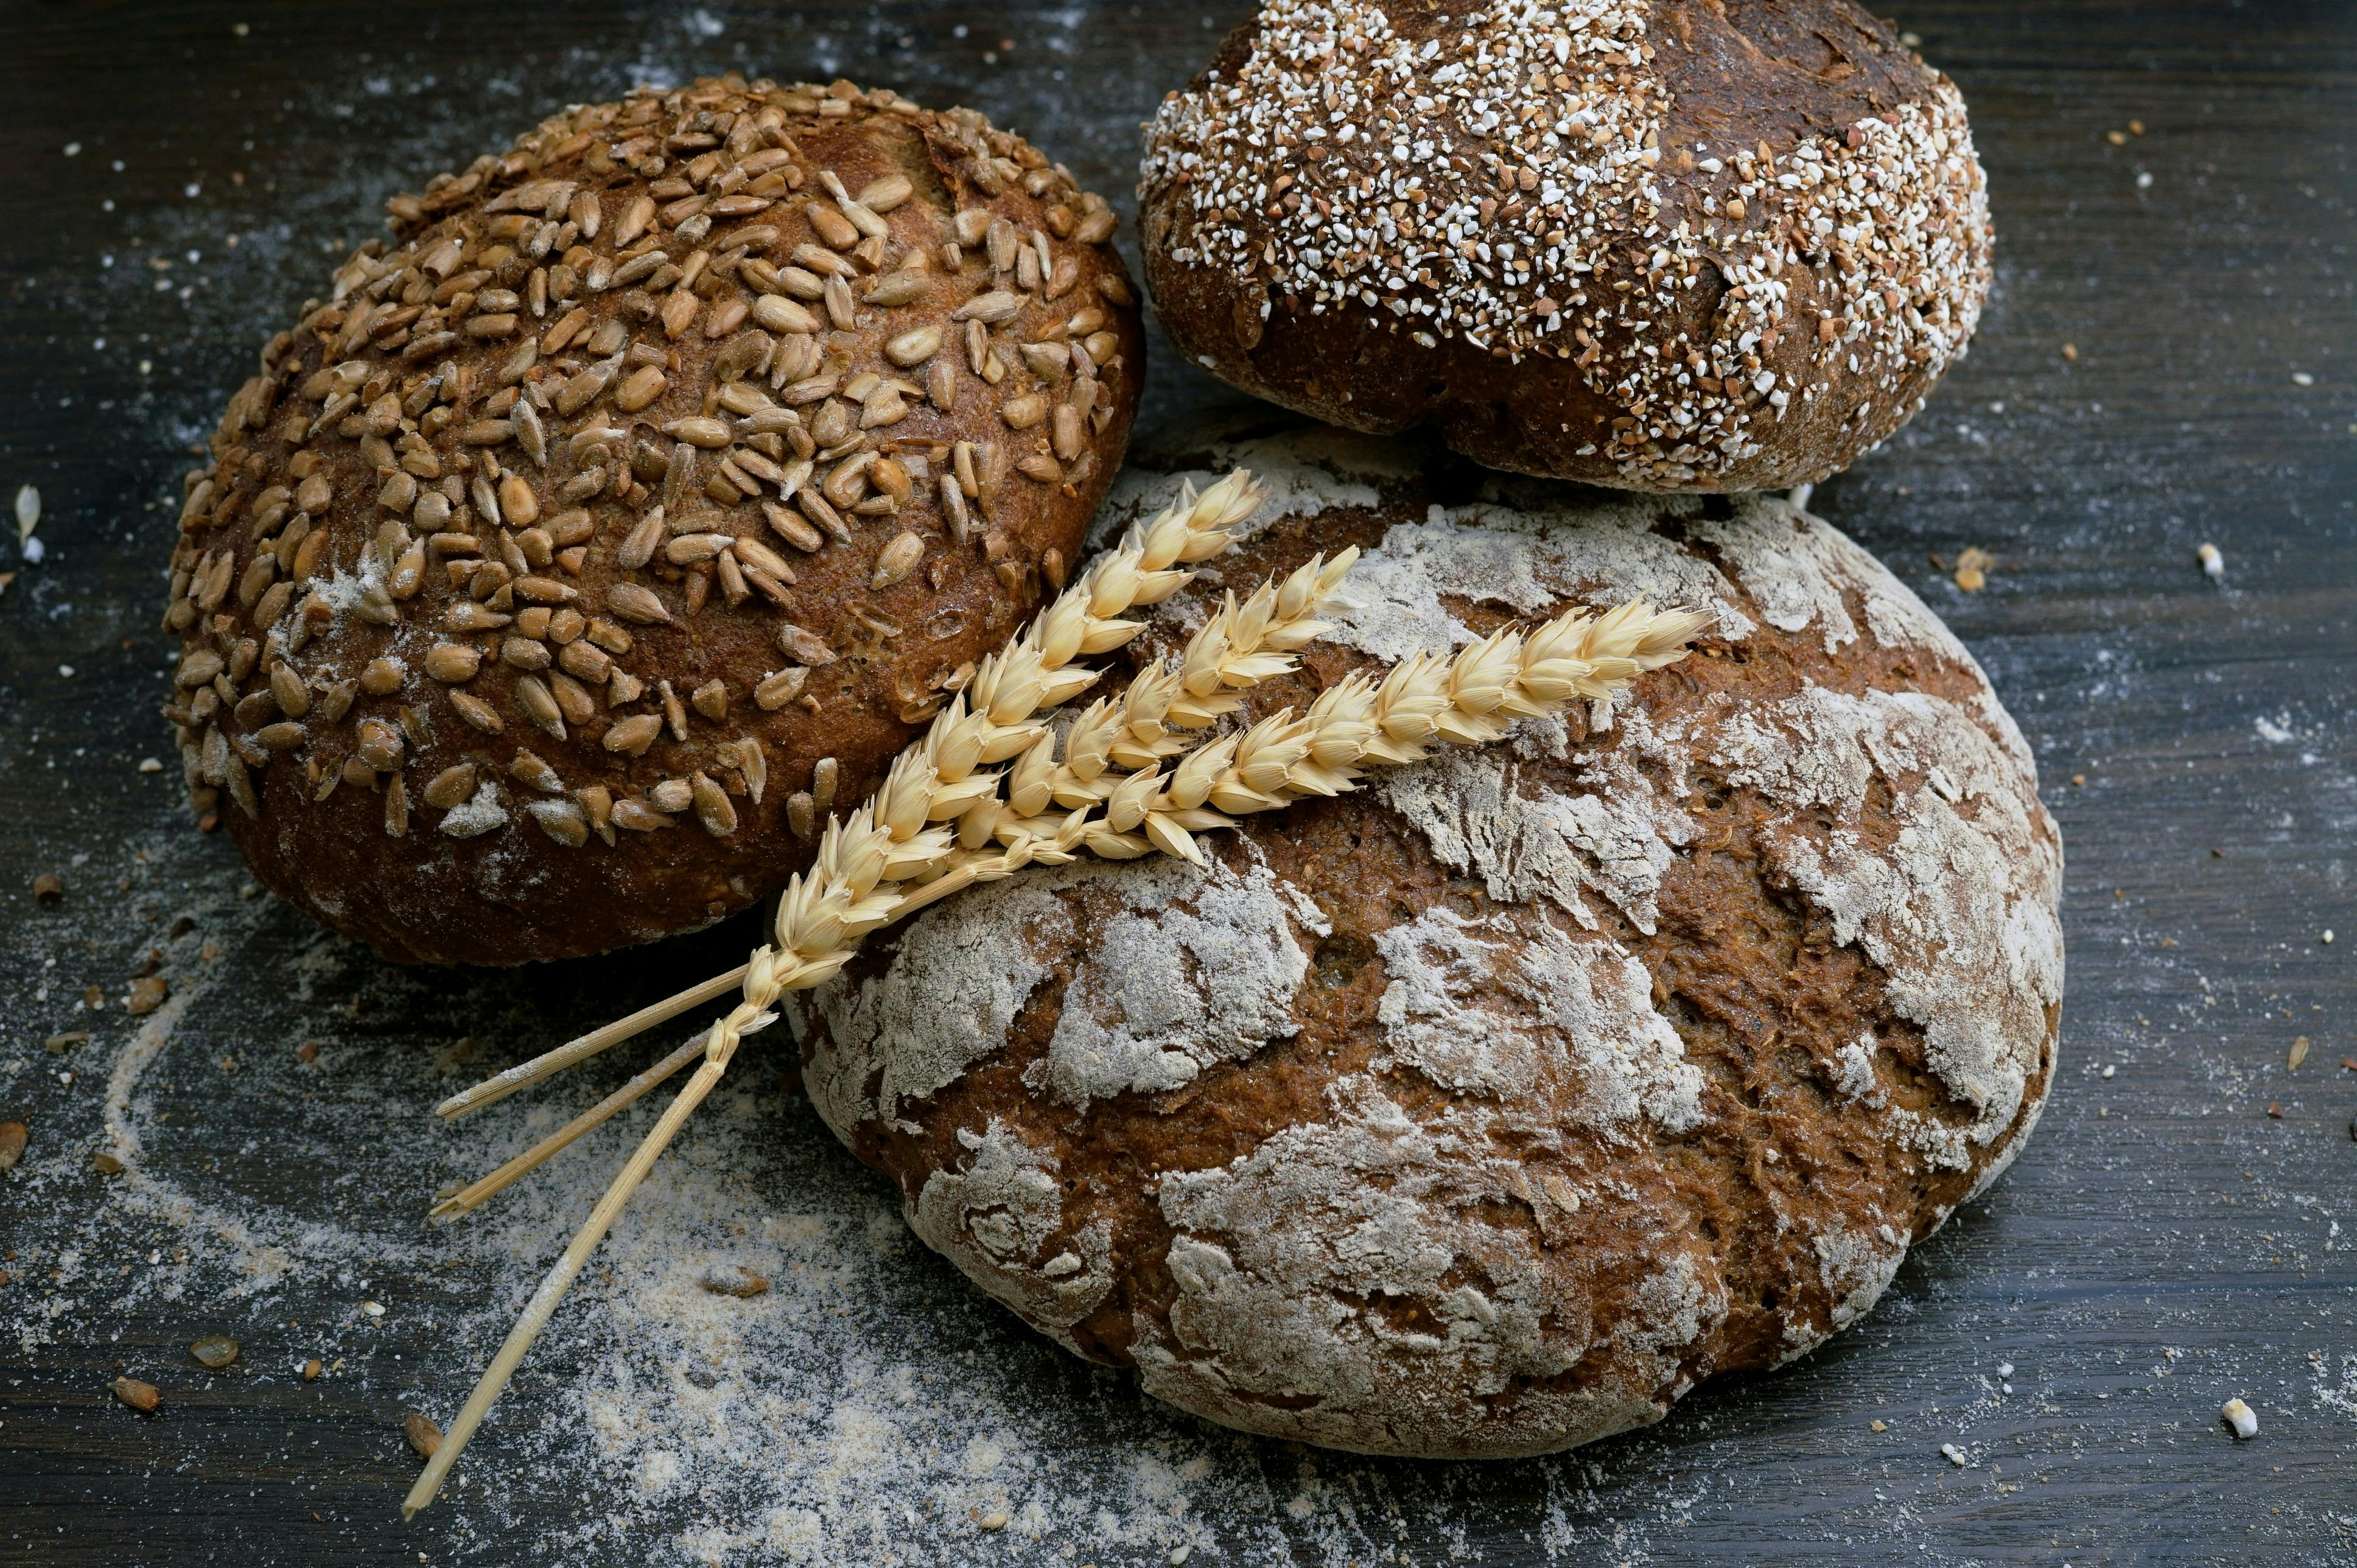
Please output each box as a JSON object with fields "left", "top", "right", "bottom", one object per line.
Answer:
{"left": 433, "top": 471, "right": 1269, "bottom": 1122}
{"left": 405, "top": 471, "right": 1273, "bottom": 1516}
{"left": 905, "top": 597, "right": 1716, "bottom": 886}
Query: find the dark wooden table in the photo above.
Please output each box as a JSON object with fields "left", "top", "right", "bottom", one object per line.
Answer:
{"left": 2, "top": 3, "right": 2352, "bottom": 1564}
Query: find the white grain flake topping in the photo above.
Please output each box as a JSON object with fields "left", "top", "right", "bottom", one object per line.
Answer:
{"left": 1143, "top": 2, "right": 1992, "bottom": 485}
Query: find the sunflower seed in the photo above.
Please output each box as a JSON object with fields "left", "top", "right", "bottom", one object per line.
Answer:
{"left": 665, "top": 417, "right": 732, "bottom": 449}
{"left": 270, "top": 662, "right": 311, "bottom": 716}
{"left": 606, "top": 583, "right": 671, "bottom": 624}
{"left": 527, "top": 797, "right": 589, "bottom": 847}
{"left": 805, "top": 202, "right": 860, "bottom": 250}
{"left": 423, "top": 643, "right": 481, "bottom": 682}
{"left": 502, "top": 636, "right": 552, "bottom": 671}
{"left": 611, "top": 798, "right": 673, "bottom": 832}
{"left": 777, "top": 623, "right": 836, "bottom": 666}
{"left": 422, "top": 763, "right": 477, "bottom": 810}
{"left": 664, "top": 532, "right": 737, "bottom": 565}
{"left": 863, "top": 271, "right": 926, "bottom": 307}
{"left": 752, "top": 294, "right": 819, "bottom": 335}
{"left": 111, "top": 1376, "right": 161, "bottom": 1414}
{"left": 849, "top": 173, "right": 912, "bottom": 215}
{"left": 754, "top": 667, "right": 808, "bottom": 710}
{"left": 504, "top": 749, "right": 560, "bottom": 794}
{"left": 447, "top": 690, "right": 503, "bottom": 733}
{"left": 667, "top": 772, "right": 732, "bottom": 836}
{"left": 603, "top": 713, "right": 662, "bottom": 755}
{"left": 733, "top": 737, "right": 768, "bottom": 803}
{"left": 614, "top": 364, "right": 668, "bottom": 413}
{"left": 871, "top": 531, "right": 924, "bottom": 589}
{"left": 618, "top": 511, "right": 668, "bottom": 570}
{"left": 556, "top": 639, "right": 611, "bottom": 682}
{"left": 953, "top": 289, "right": 1021, "bottom": 324}
{"left": 514, "top": 675, "right": 566, "bottom": 738}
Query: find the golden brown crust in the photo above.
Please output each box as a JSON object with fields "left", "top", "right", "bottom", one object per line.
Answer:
{"left": 1140, "top": 0, "right": 1991, "bottom": 491}
{"left": 163, "top": 75, "right": 1144, "bottom": 965}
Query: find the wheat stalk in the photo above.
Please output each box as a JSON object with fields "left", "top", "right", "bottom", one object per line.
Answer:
{"left": 406, "top": 469, "right": 1273, "bottom": 1514}
{"left": 429, "top": 470, "right": 1272, "bottom": 1127}
{"left": 404, "top": 475, "right": 1711, "bottom": 1517}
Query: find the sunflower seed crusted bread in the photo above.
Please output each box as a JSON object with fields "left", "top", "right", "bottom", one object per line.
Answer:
{"left": 789, "top": 428, "right": 2061, "bottom": 1458}
{"left": 1139, "top": 0, "right": 1992, "bottom": 492}
{"left": 163, "top": 75, "right": 1143, "bottom": 965}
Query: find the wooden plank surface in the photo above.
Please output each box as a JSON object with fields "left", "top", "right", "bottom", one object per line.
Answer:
{"left": 1, "top": 2, "right": 2352, "bottom": 1564}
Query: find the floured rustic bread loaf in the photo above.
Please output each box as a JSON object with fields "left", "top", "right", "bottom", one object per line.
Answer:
{"left": 1140, "top": 0, "right": 1991, "bottom": 492}
{"left": 163, "top": 75, "right": 1142, "bottom": 964}
{"left": 790, "top": 427, "right": 2060, "bottom": 1457}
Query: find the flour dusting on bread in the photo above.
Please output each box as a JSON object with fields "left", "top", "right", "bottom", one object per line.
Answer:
{"left": 793, "top": 429, "right": 2059, "bottom": 1460}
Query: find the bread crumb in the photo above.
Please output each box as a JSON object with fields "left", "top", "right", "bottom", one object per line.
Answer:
{"left": 111, "top": 1375, "right": 160, "bottom": 1413}
{"left": 1952, "top": 546, "right": 1992, "bottom": 592}
{"left": 404, "top": 1411, "right": 444, "bottom": 1459}
{"left": 1940, "top": 1443, "right": 1968, "bottom": 1466}
{"left": 2221, "top": 1398, "right": 2258, "bottom": 1439}
{"left": 2197, "top": 542, "right": 2224, "bottom": 579}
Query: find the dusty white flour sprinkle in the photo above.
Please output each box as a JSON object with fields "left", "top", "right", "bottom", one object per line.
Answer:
{"left": 10, "top": 824, "right": 1672, "bottom": 1564}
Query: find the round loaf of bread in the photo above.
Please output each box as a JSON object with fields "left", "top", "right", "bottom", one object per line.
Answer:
{"left": 1140, "top": 0, "right": 1991, "bottom": 492}
{"left": 790, "top": 427, "right": 2060, "bottom": 1457}
{"left": 164, "top": 75, "right": 1143, "bottom": 965}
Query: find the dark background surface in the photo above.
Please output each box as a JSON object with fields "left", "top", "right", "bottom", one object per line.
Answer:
{"left": 1, "top": 2, "right": 2353, "bottom": 1564}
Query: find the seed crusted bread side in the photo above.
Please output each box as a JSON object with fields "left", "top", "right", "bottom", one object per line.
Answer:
{"left": 164, "top": 74, "right": 1143, "bottom": 965}
{"left": 1139, "top": 0, "right": 1991, "bottom": 492}
{"left": 791, "top": 429, "right": 2059, "bottom": 1457}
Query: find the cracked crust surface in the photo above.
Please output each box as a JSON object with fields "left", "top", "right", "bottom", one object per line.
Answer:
{"left": 791, "top": 429, "right": 2058, "bottom": 1457}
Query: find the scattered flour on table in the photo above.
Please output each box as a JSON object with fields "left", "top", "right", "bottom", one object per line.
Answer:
{"left": 5, "top": 823, "right": 1679, "bottom": 1566}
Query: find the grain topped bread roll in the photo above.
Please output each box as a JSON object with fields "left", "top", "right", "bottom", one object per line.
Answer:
{"left": 164, "top": 74, "right": 1142, "bottom": 965}
{"left": 1140, "top": 1, "right": 1991, "bottom": 492}
{"left": 790, "top": 427, "right": 2060, "bottom": 1457}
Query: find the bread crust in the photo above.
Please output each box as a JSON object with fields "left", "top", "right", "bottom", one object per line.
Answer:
{"left": 1140, "top": 0, "right": 1991, "bottom": 491}
{"left": 164, "top": 75, "right": 1143, "bottom": 965}
{"left": 792, "top": 429, "right": 2060, "bottom": 1457}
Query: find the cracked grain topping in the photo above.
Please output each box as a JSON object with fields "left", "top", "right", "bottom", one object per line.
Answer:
{"left": 163, "top": 74, "right": 1141, "bottom": 965}
{"left": 1140, "top": 0, "right": 1992, "bottom": 489}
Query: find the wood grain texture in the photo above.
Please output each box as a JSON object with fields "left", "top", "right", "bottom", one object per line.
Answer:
{"left": 0, "top": 2, "right": 2351, "bottom": 1564}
